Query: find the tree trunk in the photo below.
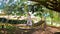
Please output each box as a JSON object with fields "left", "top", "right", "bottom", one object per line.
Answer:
{"left": 51, "top": 17, "right": 53, "bottom": 25}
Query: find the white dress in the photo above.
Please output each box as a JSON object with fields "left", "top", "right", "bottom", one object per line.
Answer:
{"left": 27, "top": 16, "right": 32, "bottom": 26}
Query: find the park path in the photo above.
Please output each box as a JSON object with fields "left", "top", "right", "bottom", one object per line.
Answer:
{"left": 32, "top": 26, "right": 60, "bottom": 34}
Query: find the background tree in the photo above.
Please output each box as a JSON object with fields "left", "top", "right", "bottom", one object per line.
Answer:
{"left": 30, "top": 0, "right": 60, "bottom": 12}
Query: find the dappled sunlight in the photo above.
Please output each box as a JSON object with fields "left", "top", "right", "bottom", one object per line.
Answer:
{"left": 0, "top": 0, "right": 60, "bottom": 34}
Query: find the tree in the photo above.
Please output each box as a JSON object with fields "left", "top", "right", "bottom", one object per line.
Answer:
{"left": 30, "top": 0, "right": 60, "bottom": 12}
{"left": 3, "top": 0, "right": 25, "bottom": 23}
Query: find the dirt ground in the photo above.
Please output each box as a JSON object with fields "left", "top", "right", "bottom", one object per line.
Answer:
{"left": 0, "top": 26, "right": 60, "bottom": 34}
{"left": 32, "top": 26, "right": 60, "bottom": 34}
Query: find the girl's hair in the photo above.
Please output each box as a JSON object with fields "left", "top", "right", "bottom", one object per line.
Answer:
{"left": 28, "top": 12, "right": 31, "bottom": 16}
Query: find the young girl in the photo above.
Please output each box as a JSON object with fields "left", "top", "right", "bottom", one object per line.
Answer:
{"left": 27, "top": 12, "right": 32, "bottom": 26}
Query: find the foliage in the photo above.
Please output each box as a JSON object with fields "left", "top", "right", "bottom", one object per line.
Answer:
{"left": 0, "top": 18, "right": 27, "bottom": 24}
{"left": 8, "top": 20, "right": 27, "bottom": 24}
{"left": 3, "top": 0, "right": 28, "bottom": 16}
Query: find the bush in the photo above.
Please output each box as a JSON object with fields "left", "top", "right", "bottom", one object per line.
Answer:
{"left": 0, "top": 18, "right": 7, "bottom": 23}
{"left": 8, "top": 20, "right": 27, "bottom": 24}
{"left": 0, "top": 18, "right": 27, "bottom": 24}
